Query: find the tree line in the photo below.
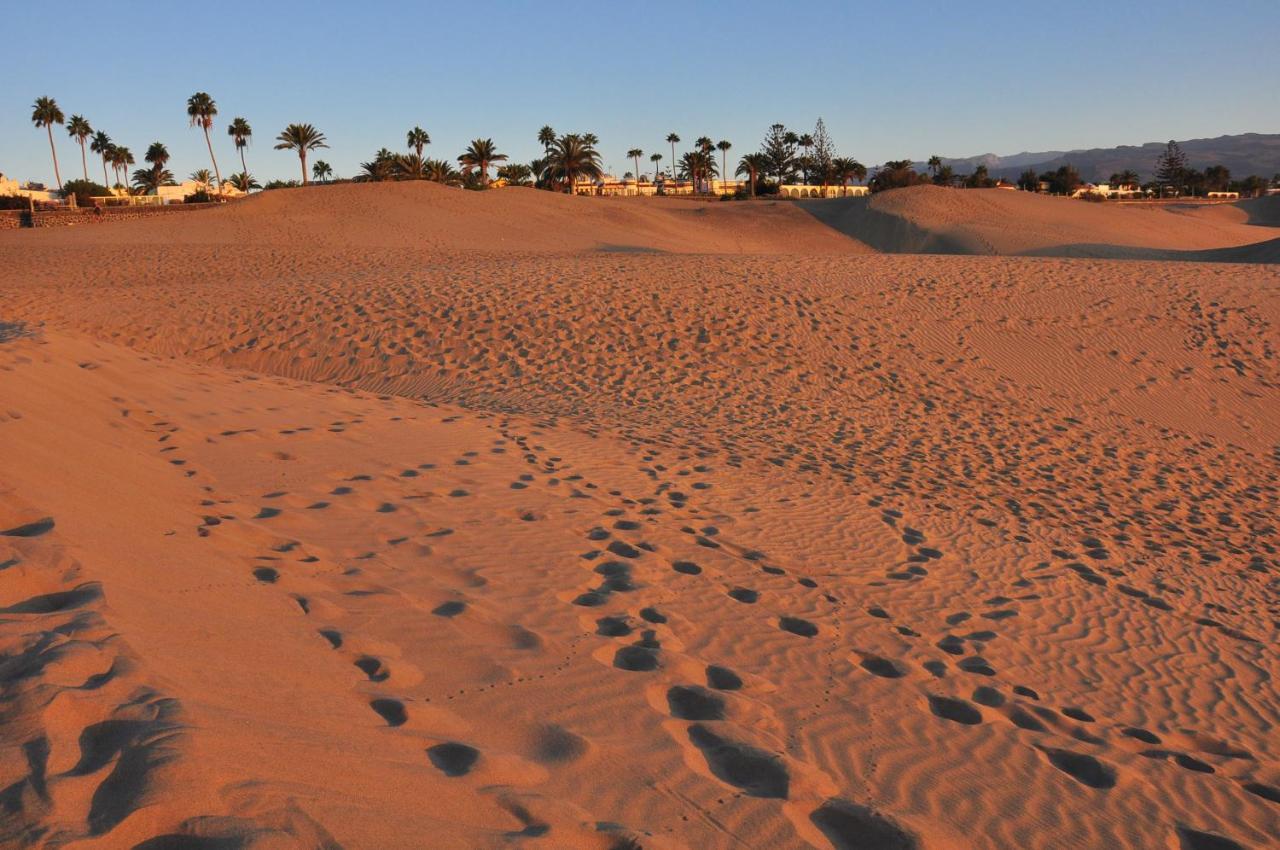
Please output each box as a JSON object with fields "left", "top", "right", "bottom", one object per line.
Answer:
{"left": 30, "top": 95, "right": 1277, "bottom": 201}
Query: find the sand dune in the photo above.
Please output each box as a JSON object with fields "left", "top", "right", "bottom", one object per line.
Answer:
{"left": 1, "top": 185, "right": 1278, "bottom": 849}
{"left": 23, "top": 181, "right": 869, "bottom": 255}
{"left": 801, "top": 185, "right": 1280, "bottom": 260}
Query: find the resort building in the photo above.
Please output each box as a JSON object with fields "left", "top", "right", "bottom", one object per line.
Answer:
{"left": 0, "top": 173, "right": 59, "bottom": 202}
{"left": 778, "top": 184, "right": 869, "bottom": 198}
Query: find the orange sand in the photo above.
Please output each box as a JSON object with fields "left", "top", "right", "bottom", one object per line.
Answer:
{"left": 1, "top": 183, "right": 1277, "bottom": 850}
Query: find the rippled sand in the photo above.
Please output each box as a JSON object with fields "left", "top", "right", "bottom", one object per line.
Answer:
{"left": 1, "top": 183, "right": 1277, "bottom": 849}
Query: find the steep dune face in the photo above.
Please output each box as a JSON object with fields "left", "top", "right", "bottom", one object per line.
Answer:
{"left": 801, "top": 185, "right": 1279, "bottom": 259}
{"left": 1, "top": 187, "right": 1279, "bottom": 849}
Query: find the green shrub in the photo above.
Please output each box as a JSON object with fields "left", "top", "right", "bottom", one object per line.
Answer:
{"left": 183, "top": 189, "right": 213, "bottom": 204}
{"left": 62, "top": 179, "right": 112, "bottom": 207}
{"left": 0, "top": 195, "right": 29, "bottom": 210}
{"left": 262, "top": 179, "right": 301, "bottom": 191}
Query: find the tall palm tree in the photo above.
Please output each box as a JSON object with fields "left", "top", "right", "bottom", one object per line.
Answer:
{"left": 66, "top": 115, "right": 93, "bottom": 181}
{"left": 540, "top": 134, "right": 603, "bottom": 193}
{"left": 538, "top": 125, "right": 557, "bottom": 153}
{"left": 274, "top": 123, "right": 329, "bottom": 184}
{"left": 186, "top": 92, "right": 222, "bottom": 188}
{"left": 31, "top": 96, "right": 65, "bottom": 190}
{"left": 111, "top": 146, "right": 134, "bottom": 190}
{"left": 716, "top": 140, "right": 732, "bottom": 193}
{"left": 927, "top": 155, "right": 942, "bottom": 178}
{"left": 582, "top": 133, "right": 599, "bottom": 146}
{"left": 145, "top": 141, "right": 170, "bottom": 168}
{"left": 650, "top": 152, "right": 663, "bottom": 180}
{"left": 312, "top": 160, "right": 333, "bottom": 182}
{"left": 190, "top": 168, "right": 215, "bottom": 189}
{"left": 627, "top": 148, "right": 644, "bottom": 181}
{"left": 227, "top": 117, "right": 252, "bottom": 182}
{"left": 457, "top": 138, "right": 507, "bottom": 186}
{"left": 736, "top": 152, "right": 769, "bottom": 197}
{"left": 666, "top": 133, "right": 680, "bottom": 182}
{"left": 407, "top": 126, "right": 430, "bottom": 158}
{"left": 90, "top": 131, "right": 113, "bottom": 187}
{"left": 798, "top": 133, "right": 814, "bottom": 183}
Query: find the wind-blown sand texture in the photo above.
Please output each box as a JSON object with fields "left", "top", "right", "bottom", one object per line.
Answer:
{"left": 1, "top": 183, "right": 1277, "bottom": 850}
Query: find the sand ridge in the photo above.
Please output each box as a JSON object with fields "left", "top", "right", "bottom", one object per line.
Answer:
{"left": 1, "top": 185, "right": 1278, "bottom": 849}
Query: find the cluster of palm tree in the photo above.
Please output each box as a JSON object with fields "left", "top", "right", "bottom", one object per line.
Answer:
{"left": 29, "top": 93, "right": 330, "bottom": 196}
{"left": 33, "top": 94, "right": 870, "bottom": 201}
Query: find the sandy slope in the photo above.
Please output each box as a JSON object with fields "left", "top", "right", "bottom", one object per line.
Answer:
{"left": 1, "top": 187, "right": 1278, "bottom": 850}
{"left": 14, "top": 181, "right": 869, "bottom": 255}
{"left": 801, "top": 186, "right": 1280, "bottom": 260}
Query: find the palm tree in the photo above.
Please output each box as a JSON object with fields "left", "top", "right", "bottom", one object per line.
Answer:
{"left": 132, "top": 165, "right": 174, "bottom": 194}
{"left": 666, "top": 133, "right": 680, "bottom": 183}
{"left": 798, "top": 133, "right": 814, "bottom": 183}
{"left": 226, "top": 172, "right": 261, "bottom": 192}
{"left": 736, "top": 152, "right": 769, "bottom": 197}
{"left": 540, "top": 134, "right": 603, "bottom": 193}
{"left": 227, "top": 117, "right": 252, "bottom": 182}
{"left": 497, "top": 163, "right": 533, "bottom": 186}
{"left": 927, "top": 155, "right": 942, "bottom": 178}
{"left": 190, "top": 169, "right": 215, "bottom": 190}
{"left": 393, "top": 154, "right": 428, "bottom": 180}
{"left": 407, "top": 126, "right": 430, "bottom": 158}
{"left": 679, "top": 150, "right": 718, "bottom": 191}
{"left": 716, "top": 140, "right": 732, "bottom": 194}
{"left": 186, "top": 92, "right": 221, "bottom": 188}
{"left": 90, "top": 131, "right": 113, "bottom": 187}
{"left": 424, "top": 158, "right": 462, "bottom": 185}
{"left": 830, "top": 157, "right": 867, "bottom": 195}
{"left": 31, "top": 96, "right": 65, "bottom": 190}
{"left": 358, "top": 161, "right": 389, "bottom": 182}
{"left": 627, "top": 148, "right": 644, "bottom": 182}
{"left": 66, "top": 115, "right": 93, "bottom": 181}
{"left": 582, "top": 133, "right": 600, "bottom": 146}
{"left": 650, "top": 152, "right": 663, "bottom": 180}
{"left": 274, "top": 123, "right": 328, "bottom": 184}
{"left": 111, "top": 146, "right": 134, "bottom": 190}
{"left": 312, "top": 160, "right": 333, "bottom": 183}
{"left": 145, "top": 141, "right": 170, "bottom": 169}
{"left": 538, "top": 125, "right": 557, "bottom": 153}
{"left": 457, "top": 138, "right": 507, "bottom": 186}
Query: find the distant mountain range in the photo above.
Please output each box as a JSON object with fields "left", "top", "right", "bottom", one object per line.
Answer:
{"left": 915, "top": 133, "right": 1280, "bottom": 183}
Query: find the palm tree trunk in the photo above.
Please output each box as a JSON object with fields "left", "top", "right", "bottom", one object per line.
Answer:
{"left": 239, "top": 145, "right": 248, "bottom": 182}
{"left": 79, "top": 140, "right": 88, "bottom": 181}
{"left": 102, "top": 154, "right": 110, "bottom": 188}
{"left": 203, "top": 126, "right": 222, "bottom": 188}
{"left": 47, "top": 125, "right": 63, "bottom": 190}
{"left": 300, "top": 152, "right": 308, "bottom": 185}
{"left": 670, "top": 143, "right": 676, "bottom": 185}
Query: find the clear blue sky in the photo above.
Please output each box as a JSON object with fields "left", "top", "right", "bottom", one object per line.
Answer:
{"left": 4, "top": 0, "right": 1278, "bottom": 186}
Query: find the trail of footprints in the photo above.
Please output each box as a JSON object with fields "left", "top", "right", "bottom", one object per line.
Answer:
{"left": 135, "top": 394, "right": 1276, "bottom": 849}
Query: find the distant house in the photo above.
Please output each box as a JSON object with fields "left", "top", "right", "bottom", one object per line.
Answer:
{"left": 0, "top": 173, "right": 58, "bottom": 202}
{"left": 1206, "top": 190, "right": 1239, "bottom": 199}
{"left": 779, "top": 184, "right": 869, "bottom": 198}
{"left": 994, "top": 179, "right": 1017, "bottom": 190}
{"left": 1070, "top": 182, "right": 1142, "bottom": 199}
{"left": 571, "top": 176, "right": 747, "bottom": 197}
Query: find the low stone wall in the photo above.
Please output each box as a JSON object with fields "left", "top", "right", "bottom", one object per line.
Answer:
{"left": 0, "top": 202, "right": 223, "bottom": 229}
